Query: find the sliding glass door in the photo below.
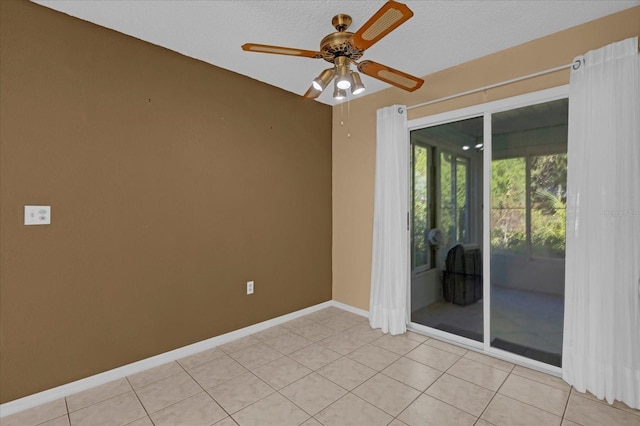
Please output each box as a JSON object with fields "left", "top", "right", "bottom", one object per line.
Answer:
{"left": 410, "top": 117, "right": 484, "bottom": 342}
{"left": 489, "top": 99, "right": 568, "bottom": 367}
{"left": 409, "top": 88, "right": 569, "bottom": 370}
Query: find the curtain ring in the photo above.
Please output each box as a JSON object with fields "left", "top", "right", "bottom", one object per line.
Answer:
{"left": 572, "top": 59, "right": 583, "bottom": 70}
{"left": 398, "top": 107, "right": 404, "bottom": 114}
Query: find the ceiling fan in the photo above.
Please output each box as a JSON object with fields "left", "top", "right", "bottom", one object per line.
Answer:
{"left": 241, "top": 0, "right": 424, "bottom": 100}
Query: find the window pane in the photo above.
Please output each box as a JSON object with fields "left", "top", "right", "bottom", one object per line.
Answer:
{"left": 456, "top": 158, "right": 468, "bottom": 243}
{"left": 490, "top": 158, "right": 526, "bottom": 254}
{"left": 410, "top": 115, "right": 484, "bottom": 343}
{"left": 440, "top": 152, "right": 454, "bottom": 247}
{"left": 490, "top": 98, "right": 568, "bottom": 367}
{"left": 531, "top": 154, "right": 567, "bottom": 258}
{"left": 490, "top": 207, "right": 526, "bottom": 254}
{"left": 412, "top": 145, "right": 429, "bottom": 268}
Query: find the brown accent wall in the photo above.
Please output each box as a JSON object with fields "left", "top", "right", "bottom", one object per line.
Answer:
{"left": 332, "top": 6, "right": 640, "bottom": 310}
{"left": 0, "top": 0, "right": 332, "bottom": 403}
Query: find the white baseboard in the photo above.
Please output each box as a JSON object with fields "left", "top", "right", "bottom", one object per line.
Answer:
{"left": 330, "top": 300, "right": 369, "bottom": 318}
{"left": 1, "top": 300, "right": 367, "bottom": 417}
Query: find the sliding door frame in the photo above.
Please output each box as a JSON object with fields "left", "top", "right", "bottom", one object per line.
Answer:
{"left": 407, "top": 85, "right": 568, "bottom": 377}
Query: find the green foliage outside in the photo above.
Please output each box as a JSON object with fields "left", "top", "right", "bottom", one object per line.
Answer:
{"left": 412, "top": 145, "right": 429, "bottom": 268}
{"left": 413, "top": 142, "right": 567, "bottom": 266}
{"left": 455, "top": 158, "right": 468, "bottom": 243}
{"left": 440, "top": 153, "right": 454, "bottom": 248}
{"left": 491, "top": 154, "right": 567, "bottom": 258}
{"left": 413, "top": 147, "right": 471, "bottom": 268}
{"left": 439, "top": 153, "right": 469, "bottom": 249}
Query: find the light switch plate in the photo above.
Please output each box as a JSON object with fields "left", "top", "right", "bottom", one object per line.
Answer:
{"left": 24, "top": 205, "right": 51, "bottom": 225}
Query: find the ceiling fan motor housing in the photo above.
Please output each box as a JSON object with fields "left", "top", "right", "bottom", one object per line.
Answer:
{"left": 320, "top": 15, "right": 364, "bottom": 63}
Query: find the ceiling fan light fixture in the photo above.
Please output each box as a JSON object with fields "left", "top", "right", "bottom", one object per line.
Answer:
{"left": 335, "top": 56, "right": 352, "bottom": 90}
{"left": 243, "top": 1, "right": 424, "bottom": 98}
{"left": 333, "top": 80, "right": 348, "bottom": 100}
{"left": 351, "top": 72, "right": 366, "bottom": 95}
{"left": 336, "top": 76, "right": 351, "bottom": 90}
{"left": 336, "top": 78, "right": 351, "bottom": 90}
{"left": 312, "top": 68, "right": 335, "bottom": 91}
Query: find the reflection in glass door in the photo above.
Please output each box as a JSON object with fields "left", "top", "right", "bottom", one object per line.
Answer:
{"left": 410, "top": 117, "right": 484, "bottom": 342}
{"left": 489, "top": 99, "right": 568, "bottom": 366}
{"left": 440, "top": 153, "right": 470, "bottom": 252}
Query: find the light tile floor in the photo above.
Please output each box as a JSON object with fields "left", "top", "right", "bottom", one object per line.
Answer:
{"left": 3, "top": 307, "right": 639, "bottom": 426}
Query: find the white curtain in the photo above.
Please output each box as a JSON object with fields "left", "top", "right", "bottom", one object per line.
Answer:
{"left": 369, "top": 105, "right": 409, "bottom": 335}
{"left": 563, "top": 37, "right": 640, "bottom": 410}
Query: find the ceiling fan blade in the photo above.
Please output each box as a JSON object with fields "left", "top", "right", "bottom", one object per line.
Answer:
{"left": 303, "top": 85, "right": 322, "bottom": 99}
{"left": 242, "top": 43, "right": 323, "bottom": 59}
{"left": 349, "top": 0, "right": 413, "bottom": 51}
{"left": 358, "top": 60, "right": 424, "bottom": 92}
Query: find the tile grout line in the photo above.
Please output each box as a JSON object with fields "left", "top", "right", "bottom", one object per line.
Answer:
{"left": 387, "top": 379, "right": 427, "bottom": 424}
{"left": 63, "top": 397, "right": 71, "bottom": 425}
{"left": 125, "top": 376, "right": 153, "bottom": 425}
{"left": 561, "top": 386, "right": 576, "bottom": 425}
{"left": 496, "top": 373, "right": 573, "bottom": 421}
{"left": 349, "top": 358, "right": 414, "bottom": 416}
{"left": 421, "top": 359, "right": 487, "bottom": 421}
{"left": 63, "top": 379, "right": 143, "bottom": 422}
{"left": 381, "top": 343, "right": 454, "bottom": 424}
{"left": 177, "top": 356, "right": 241, "bottom": 422}
{"left": 209, "top": 315, "right": 336, "bottom": 420}
{"left": 570, "top": 391, "right": 640, "bottom": 418}
{"left": 496, "top": 370, "right": 577, "bottom": 419}
{"left": 202, "top": 316, "right": 349, "bottom": 423}
{"left": 472, "top": 365, "right": 509, "bottom": 424}
{"left": 269, "top": 317, "right": 385, "bottom": 422}
{"left": 222, "top": 369, "right": 277, "bottom": 420}
{"left": 222, "top": 332, "right": 347, "bottom": 424}
{"left": 139, "top": 357, "right": 231, "bottom": 423}
{"left": 509, "top": 368, "right": 571, "bottom": 392}
{"left": 491, "top": 372, "right": 571, "bottom": 421}
{"left": 434, "top": 353, "right": 505, "bottom": 393}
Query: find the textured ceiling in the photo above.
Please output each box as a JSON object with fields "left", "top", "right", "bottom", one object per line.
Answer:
{"left": 32, "top": 0, "right": 639, "bottom": 105}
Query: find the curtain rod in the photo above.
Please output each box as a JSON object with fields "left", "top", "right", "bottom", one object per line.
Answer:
{"left": 408, "top": 39, "right": 640, "bottom": 111}
{"left": 407, "top": 62, "right": 572, "bottom": 111}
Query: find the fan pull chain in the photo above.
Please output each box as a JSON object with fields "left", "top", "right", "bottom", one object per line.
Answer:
{"left": 347, "top": 96, "right": 351, "bottom": 138}
{"left": 338, "top": 97, "right": 351, "bottom": 138}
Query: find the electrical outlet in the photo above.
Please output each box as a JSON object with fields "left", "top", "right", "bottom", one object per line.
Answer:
{"left": 24, "top": 205, "right": 51, "bottom": 225}
{"left": 247, "top": 281, "right": 254, "bottom": 295}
